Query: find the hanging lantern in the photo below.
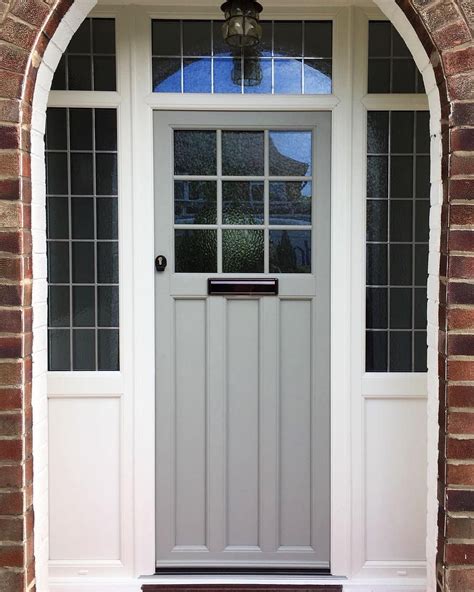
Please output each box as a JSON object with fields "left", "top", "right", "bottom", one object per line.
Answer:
{"left": 232, "top": 52, "right": 263, "bottom": 87}
{"left": 221, "top": 0, "right": 263, "bottom": 49}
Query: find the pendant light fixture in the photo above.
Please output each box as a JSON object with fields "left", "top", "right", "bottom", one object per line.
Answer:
{"left": 221, "top": 0, "right": 263, "bottom": 49}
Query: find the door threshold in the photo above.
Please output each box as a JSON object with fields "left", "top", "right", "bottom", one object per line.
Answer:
{"left": 154, "top": 569, "right": 332, "bottom": 576}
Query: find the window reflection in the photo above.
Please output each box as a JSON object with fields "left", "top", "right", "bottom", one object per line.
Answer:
{"left": 152, "top": 19, "right": 333, "bottom": 94}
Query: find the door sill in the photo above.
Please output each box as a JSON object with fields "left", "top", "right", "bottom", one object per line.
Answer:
{"left": 154, "top": 568, "right": 332, "bottom": 576}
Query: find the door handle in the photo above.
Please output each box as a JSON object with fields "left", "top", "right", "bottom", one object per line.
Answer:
{"left": 155, "top": 255, "right": 168, "bottom": 272}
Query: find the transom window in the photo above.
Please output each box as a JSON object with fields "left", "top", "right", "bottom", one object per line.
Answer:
{"left": 152, "top": 20, "right": 333, "bottom": 94}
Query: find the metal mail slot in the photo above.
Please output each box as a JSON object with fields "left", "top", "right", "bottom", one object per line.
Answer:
{"left": 208, "top": 278, "right": 279, "bottom": 296}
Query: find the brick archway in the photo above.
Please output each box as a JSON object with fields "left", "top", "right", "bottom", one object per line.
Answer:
{"left": 0, "top": 1, "right": 471, "bottom": 591}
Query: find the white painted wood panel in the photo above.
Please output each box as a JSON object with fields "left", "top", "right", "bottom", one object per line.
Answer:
{"left": 365, "top": 398, "right": 427, "bottom": 562}
{"left": 49, "top": 397, "right": 121, "bottom": 560}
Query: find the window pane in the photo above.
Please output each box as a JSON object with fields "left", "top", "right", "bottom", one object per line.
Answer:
{"left": 48, "top": 242, "right": 69, "bottom": 284}
{"left": 175, "top": 181, "right": 216, "bottom": 225}
{"left": 54, "top": 19, "right": 116, "bottom": 91}
{"left": 152, "top": 19, "right": 332, "bottom": 95}
{"left": 269, "top": 131, "right": 312, "bottom": 176}
{"left": 366, "top": 243, "right": 387, "bottom": 285}
{"left": 366, "top": 331, "right": 388, "bottom": 372}
{"left": 274, "top": 59, "right": 302, "bottom": 94}
{"left": 152, "top": 20, "right": 181, "bottom": 56}
{"left": 269, "top": 181, "right": 312, "bottom": 225}
{"left": 222, "top": 131, "right": 264, "bottom": 176}
{"left": 175, "top": 230, "right": 217, "bottom": 273}
{"left": 49, "top": 286, "right": 70, "bottom": 328}
{"left": 49, "top": 330, "right": 71, "bottom": 371}
{"left": 223, "top": 181, "right": 264, "bottom": 225}
{"left": 243, "top": 59, "right": 272, "bottom": 94}
{"left": 269, "top": 230, "right": 311, "bottom": 273}
{"left": 70, "top": 109, "right": 93, "bottom": 150}
{"left": 47, "top": 197, "right": 69, "bottom": 240}
{"left": 72, "top": 198, "right": 94, "bottom": 239}
{"left": 183, "top": 21, "right": 211, "bottom": 56}
{"left": 73, "top": 330, "right": 96, "bottom": 371}
{"left": 94, "top": 56, "right": 116, "bottom": 91}
{"left": 273, "top": 21, "right": 302, "bottom": 57}
{"left": 304, "top": 60, "right": 332, "bottom": 94}
{"left": 304, "top": 21, "right": 332, "bottom": 57}
{"left": 174, "top": 130, "right": 216, "bottom": 175}
{"left": 93, "top": 19, "right": 115, "bottom": 54}
{"left": 389, "top": 331, "right": 412, "bottom": 372}
{"left": 223, "top": 230, "right": 264, "bottom": 273}
{"left": 98, "top": 330, "right": 119, "bottom": 371}
{"left": 72, "top": 286, "right": 95, "bottom": 327}
{"left": 368, "top": 21, "right": 423, "bottom": 94}
{"left": 153, "top": 58, "right": 182, "bottom": 92}
{"left": 46, "top": 107, "right": 120, "bottom": 371}
{"left": 68, "top": 55, "right": 92, "bottom": 90}
{"left": 183, "top": 58, "right": 211, "bottom": 93}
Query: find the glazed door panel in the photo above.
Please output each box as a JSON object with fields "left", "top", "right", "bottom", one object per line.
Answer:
{"left": 154, "top": 111, "right": 331, "bottom": 569}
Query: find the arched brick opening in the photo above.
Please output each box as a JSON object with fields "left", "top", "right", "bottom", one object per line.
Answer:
{"left": 0, "top": 1, "right": 471, "bottom": 591}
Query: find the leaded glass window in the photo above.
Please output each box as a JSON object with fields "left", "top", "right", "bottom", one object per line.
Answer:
{"left": 152, "top": 20, "right": 333, "bottom": 94}
{"left": 368, "top": 21, "right": 424, "bottom": 94}
{"left": 366, "top": 111, "right": 429, "bottom": 372}
{"left": 52, "top": 18, "right": 116, "bottom": 91}
{"left": 46, "top": 108, "right": 119, "bottom": 371}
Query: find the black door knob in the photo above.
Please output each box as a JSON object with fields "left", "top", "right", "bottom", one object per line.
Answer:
{"left": 155, "top": 255, "right": 167, "bottom": 272}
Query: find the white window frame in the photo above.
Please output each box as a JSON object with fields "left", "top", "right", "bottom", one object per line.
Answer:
{"left": 45, "top": 3, "right": 432, "bottom": 588}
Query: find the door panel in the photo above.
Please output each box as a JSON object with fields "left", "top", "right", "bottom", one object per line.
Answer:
{"left": 154, "top": 111, "right": 331, "bottom": 569}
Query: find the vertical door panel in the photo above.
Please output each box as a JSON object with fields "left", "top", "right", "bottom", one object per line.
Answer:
{"left": 279, "top": 299, "right": 312, "bottom": 549}
{"left": 175, "top": 299, "right": 207, "bottom": 549}
{"left": 226, "top": 299, "right": 260, "bottom": 549}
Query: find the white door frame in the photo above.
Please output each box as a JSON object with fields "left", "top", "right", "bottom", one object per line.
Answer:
{"left": 43, "top": 2, "right": 437, "bottom": 588}
{"left": 129, "top": 4, "right": 353, "bottom": 578}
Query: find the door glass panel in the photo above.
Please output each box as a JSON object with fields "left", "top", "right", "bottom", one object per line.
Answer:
{"left": 223, "top": 181, "right": 264, "bottom": 224}
{"left": 269, "top": 181, "right": 312, "bottom": 225}
{"left": 173, "top": 127, "right": 314, "bottom": 273}
{"left": 175, "top": 229, "right": 217, "bottom": 272}
{"left": 222, "top": 131, "right": 264, "bottom": 176}
{"left": 269, "top": 230, "right": 311, "bottom": 273}
{"left": 175, "top": 181, "right": 217, "bottom": 224}
{"left": 222, "top": 230, "right": 264, "bottom": 273}
{"left": 269, "top": 131, "right": 312, "bottom": 176}
{"left": 174, "top": 131, "right": 217, "bottom": 175}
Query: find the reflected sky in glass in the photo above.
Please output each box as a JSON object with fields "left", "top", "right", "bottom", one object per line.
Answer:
{"left": 269, "top": 131, "right": 312, "bottom": 176}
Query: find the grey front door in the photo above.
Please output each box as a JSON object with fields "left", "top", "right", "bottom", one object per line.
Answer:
{"left": 154, "top": 111, "right": 331, "bottom": 570}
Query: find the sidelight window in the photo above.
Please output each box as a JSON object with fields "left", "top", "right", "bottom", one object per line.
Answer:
{"left": 46, "top": 107, "right": 119, "bottom": 371}
{"left": 365, "top": 111, "right": 429, "bottom": 372}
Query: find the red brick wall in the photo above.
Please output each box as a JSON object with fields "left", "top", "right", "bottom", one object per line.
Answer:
{"left": 0, "top": 0, "right": 471, "bottom": 590}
